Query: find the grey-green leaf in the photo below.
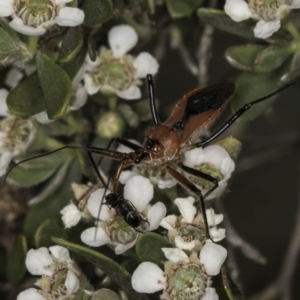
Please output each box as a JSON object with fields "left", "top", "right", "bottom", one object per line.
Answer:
{"left": 254, "top": 45, "right": 292, "bottom": 73}
{"left": 6, "top": 73, "right": 46, "bottom": 116}
{"left": 0, "top": 21, "right": 32, "bottom": 65}
{"left": 225, "top": 45, "right": 265, "bottom": 71}
{"left": 7, "top": 235, "right": 27, "bottom": 285}
{"left": 58, "top": 27, "right": 84, "bottom": 63}
{"left": 136, "top": 232, "right": 170, "bottom": 266}
{"left": 230, "top": 72, "right": 280, "bottom": 121}
{"left": 36, "top": 53, "right": 72, "bottom": 119}
{"left": 35, "top": 219, "right": 68, "bottom": 248}
{"left": 197, "top": 8, "right": 255, "bottom": 39}
{"left": 82, "top": 0, "right": 113, "bottom": 26}
{"left": 166, "top": 0, "right": 203, "bottom": 18}
{"left": 51, "top": 238, "right": 148, "bottom": 300}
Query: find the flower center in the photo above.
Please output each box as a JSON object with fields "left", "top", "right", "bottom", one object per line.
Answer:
{"left": 0, "top": 117, "right": 32, "bottom": 153}
{"left": 190, "top": 163, "right": 223, "bottom": 190}
{"left": 110, "top": 216, "right": 138, "bottom": 244}
{"left": 167, "top": 264, "right": 208, "bottom": 300}
{"left": 248, "top": 0, "right": 292, "bottom": 21}
{"left": 96, "top": 59, "right": 135, "bottom": 91}
{"left": 14, "top": 0, "right": 56, "bottom": 27}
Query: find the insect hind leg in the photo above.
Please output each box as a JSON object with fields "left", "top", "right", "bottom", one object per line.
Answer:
{"left": 178, "top": 163, "right": 219, "bottom": 199}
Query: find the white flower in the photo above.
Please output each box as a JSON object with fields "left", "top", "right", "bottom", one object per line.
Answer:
{"left": 19, "top": 246, "right": 80, "bottom": 300}
{"left": 183, "top": 145, "right": 235, "bottom": 200}
{"left": 0, "top": 0, "right": 84, "bottom": 36}
{"left": 0, "top": 94, "right": 37, "bottom": 177}
{"left": 224, "top": 0, "right": 300, "bottom": 38}
{"left": 160, "top": 197, "right": 226, "bottom": 246}
{"left": 61, "top": 203, "right": 82, "bottom": 228}
{"left": 80, "top": 176, "right": 166, "bottom": 254}
{"left": 132, "top": 244, "right": 225, "bottom": 298}
{"left": 84, "top": 24, "right": 159, "bottom": 100}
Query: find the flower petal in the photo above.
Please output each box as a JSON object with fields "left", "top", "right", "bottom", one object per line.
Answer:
{"left": 80, "top": 227, "right": 111, "bottom": 247}
{"left": 17, "top": 288, "right": 47, "bottom": 300}
{"left": 114, "top": 238, "right": 137, "bottom": 255}
{"left": 134, "top": 52, "right": 159, "bottom": 78}
{"left": 0, "top": 89, "right": 9, "bottom": 117}
{"left": 174, "top": 236, "right": 196, "bottom": 250}
{"left": 9, "top": 18, "right": 46, "bottom": 36}
{"left": 183, "top": 147, "right": 204, "bottom": 168}
{"left": 0, "top": 0, "right": 14, "bottom": 17}
{"left": 119, "top": 170, "right": 137, "bottom": 184}
{"left": 254, "top": 19, "right": 281, "bottom": 39}
{"left": 131, "top": 262, "right": 166, "bottom": 293}
{"left": 291, "top": 0, "right": 300, "bottom": 8}
{"left": 34, "top": 111, "right": 54, "bottom": 124}
{"left": 162, "top": 247, "right": 189, "bottom": 263}
{"left": 123, "top": 175, "right": 153, "bottom": 211}
{"left": 84, "top": 73, "right": 100, "bottom": 95}
{"left": 69, "top": 84, "right": 88, "bottom": 110}
{"left": 65, "top": 270, "right": 80, "bottom": 295}
{"left": 61, "top": 203, "right": 82, "bottom": 228}
{"left": 224, "top": 0, "right": 252, "bottom": 22}
{"left": 25, "top": 248, "right": 54, "bottom": 276}
{"left": 147, "top": 202, "right": 167, "bottom": 231}
{"left": 49, "top": 245, "right": 72, "bottom": 262}
{"left": 174, "top": 196, "right": 196, "bottom": 223}
{"left": 5, "top": 68, "right": 24, "bottom": 89}
{"left": 206, "top": 208, "right": 223, "bottom": 227}
{"left": 210, "top": 227, "right": 226, "bottom": 242}
{"left": 202, "top": 287, "right": 219, "bottom": 300}
{"left": 160, "top": 215, "right": 177, "bottom": 230}
{"left": 55, "top": 7, "right": 85, "bottom": 27}
{"left": 199, "top": 242, "right": 227, "bottom": 276}
{"left": 87, "top": 188, "right": 113, "bottom": 220}
{"left": 108, "top": 25, "right": 138, "bottom": 58}
{"left": 116, "top": 86, "right": 141, "bottom": 100}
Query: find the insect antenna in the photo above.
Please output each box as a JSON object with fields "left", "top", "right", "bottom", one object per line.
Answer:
{"left": 198, "top": 81, "right": 295, "bottom": 148}
{"left": 147, "top": 74, "right": 161, "bottom": 126}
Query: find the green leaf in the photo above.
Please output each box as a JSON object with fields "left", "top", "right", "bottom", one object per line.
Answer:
{"left": 82, "top": 0, "right": 113, "bottom": 26}
{"left": 136, "top": 232, "right": 170, "bottom": 266}
{"left": 230, "top": 72, "right": 280, "bottom": 121}
{"left": 166, "top": 0, "right": 203, "bottom": 18}
{"left": 35, "top": 219, "right": 68, "bottom": 248}
{"left": 36, "top": 53, "right": 72, "bottom": 119}
{"left": 254, "top": 45, "right": 292, "bottom": 73}
{"left": 0, "top": 20, "right": 32, "bottom": 65}
{"left": 58, "top": 27, "right": 84, "bottom": 63}
{"left": 7, "top": 235, "right": 27, "bottom": 285}
{"left": 225, "top": 45, "right": 265, "bottom": 71}
{"left": 6, "top": 73, "right": 46, "bottom": 116}
{"left": 52, "top": 238, "right": 148, "bottom": 300}
{"left": 197, "top": 8, "right": 255, "bottom": 39}
{"left": 221, "top": 265, "right": 244, "bottom": 300}
{"left": 278, "top": 49, "right": 300, "bottom": 86}
{"left": 87, "top": 35, "right": 97, "bottom": 62}
{"left": 8, "top": 155, "right": 62, "bottom": 187}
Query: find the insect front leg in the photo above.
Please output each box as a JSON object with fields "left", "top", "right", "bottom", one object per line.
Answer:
{"left": 178, "top": 163, "right": 219, "bottom": 199}
{"left": 166, "top": 165, "right": 210, "bottom": 239}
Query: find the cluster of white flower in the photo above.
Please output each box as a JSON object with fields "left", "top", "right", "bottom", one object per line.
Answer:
{"left": 225, "top": 0, "right": 300, "bottom": 38}
{"left": 17, "top": 246, "right": 81, "bottom": 300}
{"left": 61, "top": 175, "right": 167, "bottom": 254}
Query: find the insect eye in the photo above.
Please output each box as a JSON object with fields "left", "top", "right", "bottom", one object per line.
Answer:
{"left": 146, "top": 138, "right": 158, "bottom": 149}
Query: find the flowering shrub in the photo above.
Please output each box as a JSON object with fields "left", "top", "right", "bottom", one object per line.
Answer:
{"left": 1, "top": 1, "right": 299, "bottom": 300}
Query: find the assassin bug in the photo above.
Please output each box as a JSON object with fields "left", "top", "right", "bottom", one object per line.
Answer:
{"left": 3, "top": 75, "right": 292, "bottom": 239}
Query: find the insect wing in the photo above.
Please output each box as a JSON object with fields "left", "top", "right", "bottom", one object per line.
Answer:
{"left": 164, "top": 83, "right": 235, "bottom": 143}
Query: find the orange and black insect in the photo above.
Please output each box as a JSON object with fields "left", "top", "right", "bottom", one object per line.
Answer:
{"left": 4, "top": 75, "right": 292, "bottom": 236}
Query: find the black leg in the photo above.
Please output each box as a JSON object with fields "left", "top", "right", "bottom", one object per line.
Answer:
{"left": 178, "top": 163, "right": 219, "bottom": 199}
{"left": 166, "top": 165, "right": 210, "bottom": 239}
